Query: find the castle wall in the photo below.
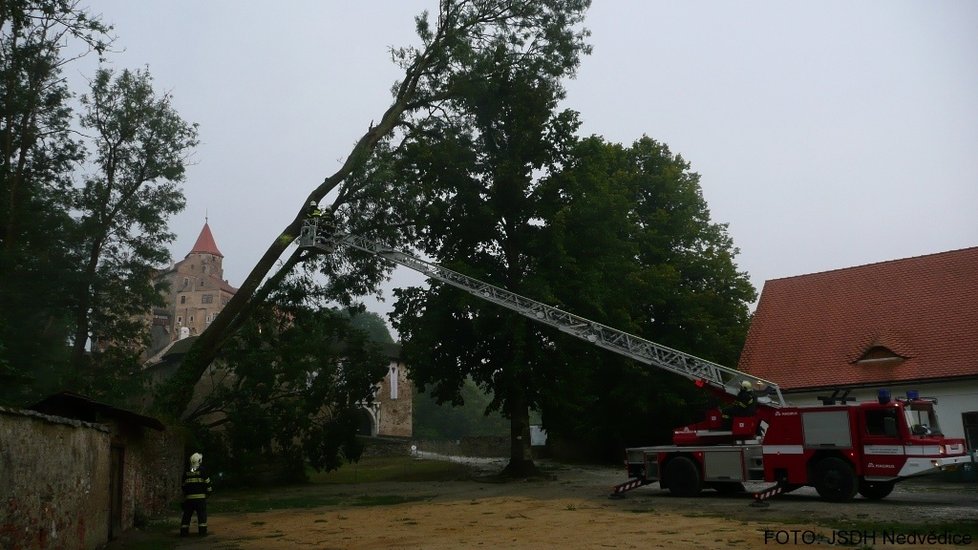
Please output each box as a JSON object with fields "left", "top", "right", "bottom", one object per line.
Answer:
{"left": 375, "top": 360, "right": 413, "bottom": 438}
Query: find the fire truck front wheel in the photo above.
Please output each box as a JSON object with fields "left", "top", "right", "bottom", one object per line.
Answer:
{"left": 812, "top": 457, "right": 858, "bottom": 502}
{"left": 663, "top": 456, "right": 703, "bottom": 497}
{"left": 857, "top": 479, "right": 894, "bottom": 500}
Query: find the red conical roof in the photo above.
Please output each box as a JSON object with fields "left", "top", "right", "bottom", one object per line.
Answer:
{"left": 188, "top": 221, "right": 223, "bottom": 258}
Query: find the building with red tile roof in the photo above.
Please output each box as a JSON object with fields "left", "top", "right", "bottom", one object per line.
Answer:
{"left": 739, "top": 246, "right": 978, "bottom": 448}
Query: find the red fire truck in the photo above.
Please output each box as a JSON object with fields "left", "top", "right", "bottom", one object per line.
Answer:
{"left": 299, "top": 218, "right": 974, "bottom": 503}
{"left": 616, "top": 388, "right": 971, "bottom": 502}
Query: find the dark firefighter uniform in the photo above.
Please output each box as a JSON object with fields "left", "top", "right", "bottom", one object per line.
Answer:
{"left": 180, "top": 455, "right": 213, "bottom": 536}
{"left": 722, "top": 381, "right": 757, "bottom": 427}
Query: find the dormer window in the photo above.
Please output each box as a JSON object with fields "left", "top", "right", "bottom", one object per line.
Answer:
{"left": 854, "top": 345, "right": 906, "bottom": 365}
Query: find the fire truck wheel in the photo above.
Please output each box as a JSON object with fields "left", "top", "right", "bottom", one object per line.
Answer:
{"left": 857, "top": 480, "right": 894, "bottom": 500}
{"left": 663, "top": 456, "right": 703, "bottom": 497}
{"left": 813, "top": 457, "right": 858, "bottom": 502}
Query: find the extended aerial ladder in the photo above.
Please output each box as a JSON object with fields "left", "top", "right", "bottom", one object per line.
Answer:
{"left": 298, "top": 217, "right": 786, "bottom": 407}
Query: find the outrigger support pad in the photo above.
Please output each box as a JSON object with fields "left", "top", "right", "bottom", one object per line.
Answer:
{"left": 609, "top": 477, "right": 651, "bottom": 499}
{"left": 750, "top": 479, "right": 799, "bottom": 506}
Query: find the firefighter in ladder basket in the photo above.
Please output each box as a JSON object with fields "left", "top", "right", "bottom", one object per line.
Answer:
{"left": 722, "top": 380, "right": 757, "bottom": 428}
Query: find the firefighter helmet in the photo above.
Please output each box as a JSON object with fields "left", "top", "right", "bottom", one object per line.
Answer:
{"left": 741, "top": 380, "right": 753, "bottom": 390}
{"left": 190, "top": 452, "right": 203, "bottom": 470}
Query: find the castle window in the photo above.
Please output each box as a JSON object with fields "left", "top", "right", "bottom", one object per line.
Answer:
{"left": 182, "top": 277, "right": 189, "bottom": 288}
{"left": 389, "top": 365, "right": 399, "bottom": 400}
{"left": 202, "top": 294, "right": 214, "bottom": 304}
{"left": 177, "top": 316, "right": 183, "bottom": 325}
{"left": 180, "top": 295, "right": 186, "bottom": 304}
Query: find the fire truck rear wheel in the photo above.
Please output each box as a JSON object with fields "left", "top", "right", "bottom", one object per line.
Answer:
{"left": 813, "top": 457, "right": 858, "bottom": 502}
{"left": 664, "top": 456, "right": 703, "bottom": 497}
{"left": 857, "top": 480, "right": 894, "bottom": 500}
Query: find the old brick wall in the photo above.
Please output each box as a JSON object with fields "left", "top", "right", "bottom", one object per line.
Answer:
{"left": 0, "top": 407, "right": 111, "bottom": 550}
{"left": 111, "top": 423, "right": 184, "bottom": 528}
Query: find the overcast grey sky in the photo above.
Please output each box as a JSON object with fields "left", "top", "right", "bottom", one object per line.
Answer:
{"left": 82, "top": 1, "right": 977, "bottom": 328}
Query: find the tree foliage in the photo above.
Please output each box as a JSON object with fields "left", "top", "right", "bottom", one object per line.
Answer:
{"left": 69, "top": 67, "right": 198, "bottom": 385}
{"left": 389, "top": 61, "right": 581, "bottom": 474}
{"left": 183, "top": 280, "right": 389, "bottom": 483}
{"left": 412, "top": 377, "right": 511, "bottom": 440}
{"left": 534, "top": 136, "right": 757, "bottom": 458}
{"left": 0, "top": 2, "right": 198, "bottom": 407}
{"left": 0, "top": 0, "right": 110, "bottom": 404}
{"left": 164, "top": 0, "right": 593, "bottom": 421}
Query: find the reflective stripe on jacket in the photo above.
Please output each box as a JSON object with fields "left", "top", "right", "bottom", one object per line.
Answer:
{"left": 182, "top": 467, "right": 213, "bottom": 500}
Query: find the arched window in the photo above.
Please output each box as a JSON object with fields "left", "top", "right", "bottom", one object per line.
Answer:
{"left": 389, "top": 365, "right": 399, "bottom": 399}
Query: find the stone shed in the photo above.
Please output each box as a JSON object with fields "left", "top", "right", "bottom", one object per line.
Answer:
{"left": 0, "top": 392, "right": 183, "bottom": 549}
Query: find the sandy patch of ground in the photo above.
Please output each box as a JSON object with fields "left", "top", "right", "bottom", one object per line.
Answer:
{"left": 151, "top": 460, "right": 976, "bottom": 549}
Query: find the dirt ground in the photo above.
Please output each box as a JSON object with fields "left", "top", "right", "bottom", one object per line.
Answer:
{"left": 118, "top": 459, "right": 978, "bottom": 549}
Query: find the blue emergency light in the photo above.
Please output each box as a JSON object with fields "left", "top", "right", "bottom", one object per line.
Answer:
{"left": 877, "top": 389, "right": 891, "bottom": 404}
{"left": 906, "top": 390, "right": 919, "bottom": 400}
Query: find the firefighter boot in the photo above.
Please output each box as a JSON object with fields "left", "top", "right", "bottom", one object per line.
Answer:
{"left": 180, "top": 525, "right": 189, "bottom": 537}
{"left": 199, "top": 525, "right": 208, "bottom": 536}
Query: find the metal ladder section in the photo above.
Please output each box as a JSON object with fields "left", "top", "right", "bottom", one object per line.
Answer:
{"left": 298, "top": 219, "right": 785, "bottom": 407}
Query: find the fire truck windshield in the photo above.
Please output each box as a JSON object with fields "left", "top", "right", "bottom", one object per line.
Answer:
{"left": 904, "top": 404, "right": 943, "bottom": 436}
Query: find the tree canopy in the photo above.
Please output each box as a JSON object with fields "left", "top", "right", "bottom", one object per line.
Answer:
{"left": 389, "top": 56, "right": 582, "bottom": 474}
{"left": 183, "top": 279, "right": 389, "bottom": 483}
{"left": 1, "top": 1, "right": 199, "bottom": 406}
{"left": 0, "top": 0, "right": 112, "bottom": 403}
{"left": 163, "top": 0, "right": 593, "bottom": 421}
{"left": 533, "top": 136, "right": 756, "bottom": 457}
{"left": 69, "top": 67, "right": 199, "bottom": 389}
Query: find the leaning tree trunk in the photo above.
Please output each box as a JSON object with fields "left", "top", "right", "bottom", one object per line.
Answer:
{"left": 155, "top": 29, "right": 444, "bottom": 419}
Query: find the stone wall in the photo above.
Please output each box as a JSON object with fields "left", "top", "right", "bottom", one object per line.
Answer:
{"left": 0, "top": 407, "right": 111, "bottom": 550}
{"left": 375, "top": 359, "right": 413, "bottom": 438}
{"left": 112, "top": 422, "right": 184, "bottom": 528}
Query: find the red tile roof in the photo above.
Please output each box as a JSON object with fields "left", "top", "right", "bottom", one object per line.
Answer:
{"left": 738, "top": 247, "right": 978, "bottom": 390}
{"left": 188, "top": 222, "right": 223, "bottom": 258}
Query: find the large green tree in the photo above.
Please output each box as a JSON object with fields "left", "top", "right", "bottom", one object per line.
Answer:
{"left": 533, "top": 136, "right": 757, "bottom": 457}
{"left": 69, "top": 67, "right": 198, "bottom": 396}
{"left": 394, "top": 130, "right": 755, "bottom": 465}
{"left": 389, "top": 61, "right": 581, "bottom": 475}
{"left": 162, "top": 0, "right": 592, "bottom": 420}
{"left": 0, "top": 0, "right": 111, "bottom": 403}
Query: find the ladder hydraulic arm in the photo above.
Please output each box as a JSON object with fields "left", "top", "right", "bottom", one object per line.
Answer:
{"left": 299, "top": 218, "right": 785, "bottom": 407}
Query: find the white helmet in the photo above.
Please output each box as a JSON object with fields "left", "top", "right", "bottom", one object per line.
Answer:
{"left": 190, "top": 452, "right": 203, "bottom": 470}
{"left": 741, "top": 380, "right": 754, "bottom": 390}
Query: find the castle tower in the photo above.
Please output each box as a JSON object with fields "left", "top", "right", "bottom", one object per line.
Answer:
{"left": 149, "top": 221, "right": 237, "bottom": 355}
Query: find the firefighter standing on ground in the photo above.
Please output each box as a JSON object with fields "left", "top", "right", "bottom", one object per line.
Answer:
{"left": 180, "top": 452, "right": 213, "bottom": 536}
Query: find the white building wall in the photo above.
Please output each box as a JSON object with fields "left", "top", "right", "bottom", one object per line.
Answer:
{"left": 785, "top": 378, "right": 978, "bottom": 446}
